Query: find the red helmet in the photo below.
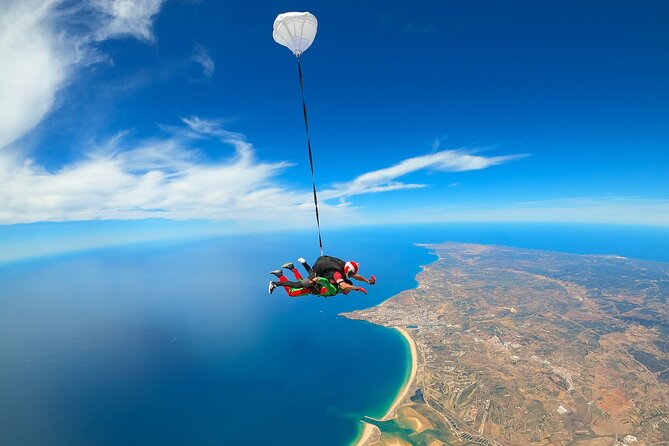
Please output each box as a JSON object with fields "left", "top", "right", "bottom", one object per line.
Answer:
{"left": 344, "top": 261, "right": 359, "bottom": 277}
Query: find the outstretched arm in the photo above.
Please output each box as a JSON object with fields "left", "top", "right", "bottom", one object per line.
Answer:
{"left": 352, "top": 274, "right": 376, "bottom": 285}
{"left": 338, "top": 281, "right": 367, "bottom": 295}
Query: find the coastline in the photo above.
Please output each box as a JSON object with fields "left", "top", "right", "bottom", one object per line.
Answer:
{"left": 351, "top": 326, "right": 419, "bottom": 446}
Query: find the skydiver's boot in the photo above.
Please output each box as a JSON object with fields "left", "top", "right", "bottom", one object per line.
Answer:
{"left": 282, "top": 262, "right": 295, "bottom": 270}
{"left": 298, "top": 257, "right": 313, "bottom": 275}
{"left": 270, "top": 269, "right": 283, "bottom": 278}
{"left": 268, "top": 281, "right": 277, "bottom": 294}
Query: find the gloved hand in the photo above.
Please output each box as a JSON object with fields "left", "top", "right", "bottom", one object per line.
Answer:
{"left": 369, "top": 275, "right": 376, "bottom": 285}
{"left": 356, "top": 287, "right": 368, "bottom": 295}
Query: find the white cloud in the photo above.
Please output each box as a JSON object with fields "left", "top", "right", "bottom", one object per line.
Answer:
{"left": 0, "top": 119, "right": 526, "bottom": 225}
{"left": 0, "top": 0, "right": 165, "bottom": 151}
{"left": 0, "top": 0, "right": 72, "bottom": 150}
{"left": 92, "top": 0, "right": 164, "bottom": 42}
{"left": 0, "top": 118, "right": 353, "bottom": 224}
{"left": 322, "top": 149, "right": 526, "bottom": 199}
{"left": 191, "top": 44, "right": 215, "bottom": 80}
{"left": 7, "top": 116, "right": 659, "bottom": 227}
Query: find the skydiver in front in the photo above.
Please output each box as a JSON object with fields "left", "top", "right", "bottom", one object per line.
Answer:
{"left": 268, "top": 261, "right": 338, "bottom": 297}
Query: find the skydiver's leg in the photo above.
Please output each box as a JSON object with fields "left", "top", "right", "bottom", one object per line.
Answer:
{"left": 290, "top": 268, "right": 303, "bottom": 280}
{"left": 276, "top": 278, "right": 311, "bottom": 288}
{"left": 277, "top": 275, "right": 293, "bottom": 294}
{"left": 298, "top": 257, "right": 313, "bottom": 275}
{"left": 272, "top": 277, "right": 313, "bottom": 297}
{"left": 275, "top": 278, "right": 311, "bottom": 292}
{"left": 280, "top": 261, "right": 306, "bottom": 281}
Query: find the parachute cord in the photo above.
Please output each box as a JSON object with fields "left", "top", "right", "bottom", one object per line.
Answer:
{"left": 297, "top": 58, "right": 324, "bottom": 257}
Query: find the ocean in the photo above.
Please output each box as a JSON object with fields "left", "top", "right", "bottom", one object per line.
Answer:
{"left": 1, "top": 223, "right": 668, "bottom": 445}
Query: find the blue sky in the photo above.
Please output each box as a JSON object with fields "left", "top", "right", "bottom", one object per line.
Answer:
{"left": 1, "top": 0, "right": 668, "bottom": 260}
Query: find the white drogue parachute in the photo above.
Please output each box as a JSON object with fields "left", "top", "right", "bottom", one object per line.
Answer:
{"left": 272, "top": 12, "right": 318, "bottom": 57}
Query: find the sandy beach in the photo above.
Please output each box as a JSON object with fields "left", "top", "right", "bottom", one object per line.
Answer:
{"left": 352, "top": 326, "right": 419, "bottom": 446}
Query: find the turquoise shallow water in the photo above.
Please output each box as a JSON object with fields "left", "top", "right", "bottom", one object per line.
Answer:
{"left": 1, "top": 223, "right": 668, "bottom": 445}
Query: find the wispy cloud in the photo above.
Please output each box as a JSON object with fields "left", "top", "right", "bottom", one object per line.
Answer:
{"left": 431, "top": 135, "right": 449, "bottom": 150}
{"left": 0, "top": 0, "right": 165, "bottom": 151}
{"left": 191, "top": 44, "right": 215, "bottom": 81}
{"left": 322, "top": 149, "right": 527, "bottom": 199}
{"left": 404, "top": 22, "right": 438, "bottom": 35}
{"left": 92, "top": 0, "right": 164, "bottom": 42}
{"left": 4, "top": 112, "right": 662, "bottom": 227}
{"left": 0, "top": 118, "right": 361, "bottom": 225}
{"left": 0, "top": 118, "right": 525, "bottom": 225}
{"left": 0, "top": 119, "right": 287, "bottom": 224}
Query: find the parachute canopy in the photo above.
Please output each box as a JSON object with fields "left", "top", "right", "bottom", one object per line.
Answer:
{"left": 273, "top": 12, "right": 318, "bottom": 57}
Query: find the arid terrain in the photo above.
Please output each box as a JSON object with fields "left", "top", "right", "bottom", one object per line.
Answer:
{"left": 344, "top": 243, "right": 669, "bottom": 446}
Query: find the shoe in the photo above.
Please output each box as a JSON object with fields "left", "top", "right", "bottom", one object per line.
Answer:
{"left": 270, "top": 269, "right": 283, "bottom": 278}
{"left": 297, "top": 257, "right": 306, "bottom": 264}
{"left": 268, "top": 281, "right": 277, "bottom": 294}
{"left": 282, "top": 262, "right": 295, "bottom": 270}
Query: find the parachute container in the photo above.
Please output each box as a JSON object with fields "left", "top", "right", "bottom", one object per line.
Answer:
{"left": 273, "top": 12, "right": 318, "bottom": 57}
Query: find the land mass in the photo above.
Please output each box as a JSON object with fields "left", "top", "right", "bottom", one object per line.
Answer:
{"left": 343, "top": 243, "right": 669, "bottom": 446}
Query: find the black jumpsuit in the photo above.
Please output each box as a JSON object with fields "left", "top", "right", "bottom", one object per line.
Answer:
{"left": 310, "top": 255, "right": 352, "bottom": 285}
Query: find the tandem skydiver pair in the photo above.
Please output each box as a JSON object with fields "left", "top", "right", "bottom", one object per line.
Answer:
{"left": 268, "top": 255, "right": 376, "bottom": 298}
{"left": 272, "top": 16, "right": 374, "bottom": 299}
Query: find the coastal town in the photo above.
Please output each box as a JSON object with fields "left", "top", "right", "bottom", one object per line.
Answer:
{"left": 343, "top": 243, "right": 669, "bottom": 446}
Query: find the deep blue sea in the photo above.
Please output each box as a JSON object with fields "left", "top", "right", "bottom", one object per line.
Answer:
{"left": 1, "top": 223, "right": 668, "bottom": 445}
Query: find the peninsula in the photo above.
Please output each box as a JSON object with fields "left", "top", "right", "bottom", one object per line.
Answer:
{"left": 343, "top": 243, "right": 669, "bottom": 446}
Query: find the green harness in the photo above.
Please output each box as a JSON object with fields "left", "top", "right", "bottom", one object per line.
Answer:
{"left": 289, "top": 277, "right": 338, "bottom": 297}
{"left": 314, "top": 277, "right": 338, "bottom": 296}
